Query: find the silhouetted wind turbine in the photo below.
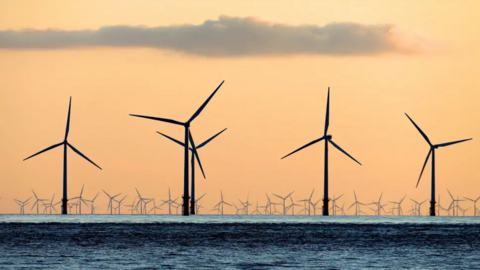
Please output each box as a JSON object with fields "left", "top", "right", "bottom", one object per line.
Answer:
{"left": 348, "top": 191, "right": 365, "bottom": 216}
{"left": 233, "top": 203, "right": 244, "bottom": 215}
{"left": 14, "top": 197, "right": 31, "bottom": 214}
{"left": 23, "top": 98, "right": 102, "bottom": 215}
{"left": 464, "top": 196, "right": 480, "bottom": 217}
{"left": 282, "top": 88, "right": 362, "bottom": 216}
{"left": 130, "top": 81, "right": 225, "bottom": 216}
{"left": 273, "top": 192, "right": 294, "bottom": 215}
{"left": 157, "top": 128, "right": 227, "bottom": 214}
{"left": 405, "top": 113, "right": 472, "bottom": 216}
{"left": 85, "top": 193, "right": 100, "bottom": 214}
{"left": 70, "top": 184, "right": 89, "bottom": 215}
{"left": 159, "top": 187, "right": 179, "bottom": 215}
{"left": 213, "top": 190, "right": 231, "bottom": 215}
{"left": 298, "top": 189, "right": 315, "bottom": 215}
{"left": 329, "top": 194, "right": 343, "bottom": 216}
{"left": 447, "top": 190, "right": 463, "bottom": 217}
{"left": 389, "top": 195, "right": 407, "bottom": 216}
{"left": 103, "top": 190, "right": 120, "bottom": 215}
{"left": 31, "top": 190, "right": 48, "bottom": 214}
{"left": 115, "top": 195, "right": 128, "bottom": 214}
{"left": 239, "top": 193, "right": 251, "bottom": 215}
{"left": 195, "top": 193, "right": 206, "bottom": 214}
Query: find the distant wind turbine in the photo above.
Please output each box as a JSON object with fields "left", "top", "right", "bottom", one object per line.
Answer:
{"left": 389, "top": 195, "right": 407, "bottom": 216}
{"left": 282, "top": 88, "right": 362, "bottom": 216}
{"left": 130, "top": 81, "right": 225, "bottom": 216}
{"left": 213, "top": 190, "right": 231, "bottom": 215}
{"left": 14, "top": 197, "right": 32, "bottom": 214}
{"left": 85, "top": 192, "right": 100, "bottom": 214}
{"left": 273, "top": 192, "right": 294, "bottom": 215}
{"left": 159, "top": 188, "right": 179, "bottom": 215}
{"left": 157, "top": 128, "right": 227, "bottom": 214}
{"left": 31, "top": 190, "right": 48, "bottom": 214}
{"left": 405, "top": 113, "right": 472, "bottom": 216}
{"left": 348, "top": 191, "right": 365, "bottom": 216}
{"left": 464, "top": 196, "right": 480, "bottom": 217}
{"left": 103, "top": 190, "right": 121, "bottom": 215}
{"left": 70, "top": 184, "right": 89, "bottom": 215}
{"left": 23, "top": 97, "right": 102, "bottom": 214}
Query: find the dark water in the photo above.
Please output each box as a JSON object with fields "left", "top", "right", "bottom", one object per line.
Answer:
{"left": 1, "top": 215, "right": 479, "bottom": 269}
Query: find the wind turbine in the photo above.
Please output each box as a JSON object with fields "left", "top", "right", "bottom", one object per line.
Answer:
{"left": 298, "top": 189, "right": 315, "bottom": 216}
{"left": 31, "top": 190, "right": 48, "bottom": 214}
{"left": 238, "top": 193, "right": 251, "bottom": 215}
{"left": 134, "top": 188, "right": 153, "bottom": 215}
{"left": 85, "top": 193, "right": 100, "bottom": 214}
{"left": 273, "top": 192, "right": 294, "bottom": 215}
{"left": 103, "top": 190, "right": 121, "bottom": 215}
{"left": 70, "top": 184, "right": 89, "bottom": 215}
{"left": 389, "top": 195, "right": 407, "bottom": 216}
{"left": 405, "top": 113, "right": 472, "bottom": 216}
{"left": 43, "top": 194, "right": 61, "bottom": 214}
{"left": 411, "top": 199, "right": 427, "bottom": 216}
{"left": 287, "top": 196, "right": 301, "bottom": 215}
{"left": 329, "top": 194, "right": 344, "bottom": 216}
{"left": 157, "top": 128, "right": 227, "bottom": 215}
{"left": 14, "top": 197, "right": 32, "bottom": 214}
{"left": 233, "top": 203, "right": 244, "bottom": 215}
{"left": 195, "top": 193, "right": 206, "bottom": 214}
{"left": 348, "top": 191, "right": 364, "bottom": 216}
{"left": 265, "top": 194, "right": 272, "bottom": 215}
{"left": 251, "top": 202, "right": 262, "bottom": 215}
{"left": 447, "top": 190, "right": 463, "bottom": 216}
{"left": 159, "top": 188, "right": 179, "bottom": 215}
{"left": 464, "top": 196, "right": 480, "bottom": 216}
{"left": 115, "top": 195, "right": 128, "bottom": 214}
{"left": 124, "top": 199, "right": 137, "bottom": 215}
{"left": 282, "top": 88, "right": 362, "bottom": 216}
{"left": 130, "top": 81, "right": 225, "bottom": 216}
{"left": 311, "top": 199, "right": 322, "bottom": 215}
{"left": 23, "top": 98, "right": 102, "bottom": 215}
{"left": 213, "top": 190, "right": 231, "bottom": 215}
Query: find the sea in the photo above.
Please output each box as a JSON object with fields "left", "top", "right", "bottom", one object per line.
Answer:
{"left": 0, "top": 215, "right": 479, "bottom": 269}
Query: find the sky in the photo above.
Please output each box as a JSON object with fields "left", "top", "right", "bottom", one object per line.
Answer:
{"left": 1, "top": 0, "right": 480, "bottom": 215}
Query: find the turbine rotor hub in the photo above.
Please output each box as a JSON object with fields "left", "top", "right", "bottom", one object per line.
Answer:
{"left": 326, "top": 135, "right": 332, "bottom": 140}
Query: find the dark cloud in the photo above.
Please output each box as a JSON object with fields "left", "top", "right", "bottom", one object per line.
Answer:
{"left": 0, "top": 16, "right": 433, "bottom": 56}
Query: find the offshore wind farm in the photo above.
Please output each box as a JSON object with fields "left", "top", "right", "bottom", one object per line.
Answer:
{"left": 1, "top": 0, "right": 480, "bottom": 269}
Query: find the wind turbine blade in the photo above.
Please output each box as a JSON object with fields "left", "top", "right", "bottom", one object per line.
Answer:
{"left": 67, "top": 143, "right": 102, "bottom": 170}
{"left": 272, "top": 194, "right": 283, "bottom": 200}
{"left": 64, "top": 97, "right": 73, "bottom": 141}
{"left": 337, "top": 194, "right": 344, "bottom": 200}
{"left": 32, "top": 189, "right": 38, "bottom": 199}
{"left": 31, "top": 201, "right": 37, "bottom": 210}
{"left": 156, "top": 131, "right": 185, "bottom": 147}
{"left": 102, "top": 190, "right": 110, "bottom": 197}
{"left": 224, "top": 202, "right": 232, "bottom": 207}
{"left": 287, "top": 191, "right": 294, "bottom": 198}
{"left": 405, "top": 113, "right": 432, "bottom": 146}
{"left": 348, "top": 202, "right": 356, "bottom": 210}
{"left": 435, "top": 138, "right": 472, "bottom": 148}
{"left": 23, "top": 142, "right": 63, "bottom": 161}
{"left": 197, "top": 128, "right": 227, "bottom": 149}
{"left": 416, "top": 149, "right": 432, "bottom": 188}
{"left": 92, "top": 193, "right": 99, "bottom": 202}
{"left": 129, "top": 114, "right": 184, "bottom": 126}
{"left": 354, "top": 191, "right": 357, "bottom": 201}
{"left": 189, "top": 130, "right": 206, "bottom": 179}
{"left": 447, "top": 189, "right": 454, "bottom": 200}
{"left": 196, "top": 193, "right": 206, "bottom": 202}
{"left": 80, "top": 184, "right": 84, "bottom": 196}
{"left": 324, "top": 87, "right": 330, "bottom": 136}
{"left": 281, "top": 137, "right": 325, "bottom": 159}
{"left": 82, "top": 199, "right": 89, "bottom": 207}
{"left": 188, "top": 80, "right": 225, "bottom": 123}
{"left": 329, "top": 140, "right": 362, "bottom": 165}
{"left": 309, "top": 189, "right": 315, "bottom": 200}
{"left": 379, "top": 192, "right": 383, "bottom": 202}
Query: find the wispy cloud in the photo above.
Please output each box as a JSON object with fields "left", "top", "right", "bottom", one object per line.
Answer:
{"left": 0, "top": 16, "right": 437, "bottom": 57}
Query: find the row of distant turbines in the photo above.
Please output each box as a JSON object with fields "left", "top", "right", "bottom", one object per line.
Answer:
{"left": 8, "top": 188, "right": 480, "bottom": 216}
{"left": 21, "top": 81, "right": 473, "bottom": 216}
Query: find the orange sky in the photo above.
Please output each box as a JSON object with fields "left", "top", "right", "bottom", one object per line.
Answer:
{"left": 1, "top": 0, "right": 479, "bottom": 215}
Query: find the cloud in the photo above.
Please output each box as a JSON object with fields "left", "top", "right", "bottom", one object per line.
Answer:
{"left": 0, "top": 16, "right": 437, "bottom": 57}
